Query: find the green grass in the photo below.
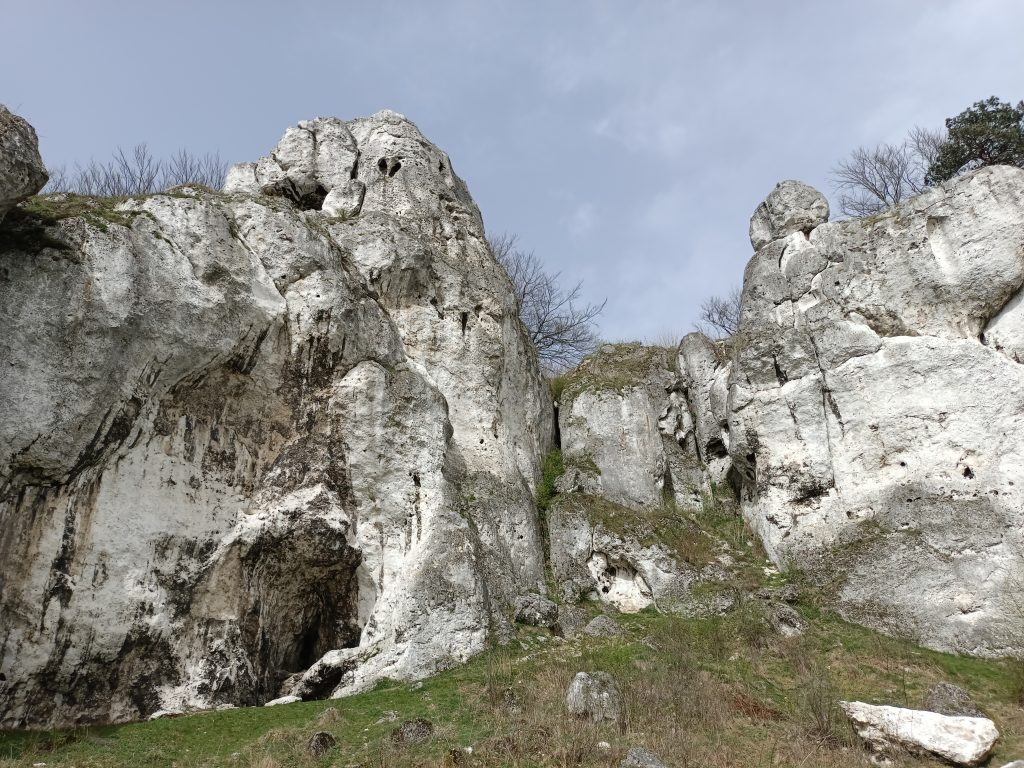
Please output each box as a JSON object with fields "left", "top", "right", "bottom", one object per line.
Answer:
{"left": 5, "top": 599, "right": 1020, "bottom": 768}
{"left": 535, "top": 449, "right": 565, "bottom": 514}
{"left": 558, "top": 343, "right": 677, "bottom": 404}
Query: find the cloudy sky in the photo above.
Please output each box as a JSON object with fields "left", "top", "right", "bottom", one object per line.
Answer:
{"left": 4, "top": 1, "right": 1023, "bottom": 342}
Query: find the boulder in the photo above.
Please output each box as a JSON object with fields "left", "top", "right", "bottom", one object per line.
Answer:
{"left": 748, "top": 179, "right": 829, "bottom": 251}
{"left": 729, "top": 167, "right": 1024, "bottom": 656}
{"left": 583, "top": 615, "right": 624, "bottom": 638}
{"left": 555, "top": 604, "right": 588, "bottom": 639}
{"left": 0, "top": 111, "right": 553, "bottom": 728}
{"left": 565, "top": 671, "right": 622, "bottom": 722}
{"left": 307, "top": 731, "right": 337, "bottom": 757}
{"left": 0, "top": 105, "right": 48, "bottom": 222}
{"left": 512, "top": 593, "right": 558, "bottom": 628}
{"left": 621, "top": 747, "right": 669, "bottom": 768}
{"left": 263, "top": 695, "right": 301, "bottom": 707}
{"left": 840, "top": 701, "right": 998, "bottom": 766}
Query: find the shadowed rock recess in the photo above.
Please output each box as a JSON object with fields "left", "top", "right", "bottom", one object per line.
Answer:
{"left": 0, "top": 109, "right": 552, "bottom": 727}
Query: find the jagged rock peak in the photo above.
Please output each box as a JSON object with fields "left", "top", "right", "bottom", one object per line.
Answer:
{"left": 223, "top": 110, "right": 475, "bottom": 222}
{"left": 748, "top": 179, "right": 829, "bottom": 251}
{"left": 0, "top": 110, "right": 552, "bottom": 728}
{"left": 0, "top": 104, "right": 48, "bottom": 222}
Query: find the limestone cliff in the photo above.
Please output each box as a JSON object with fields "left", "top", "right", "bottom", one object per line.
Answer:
{"left": 729, "top": 169, "right": 1024, "bottom": 656}
{"left": 0, "top": 109, "right": 552, "bottom": 727}
{"left": 554, "top": 168, "right": 1024, "bottom": 658}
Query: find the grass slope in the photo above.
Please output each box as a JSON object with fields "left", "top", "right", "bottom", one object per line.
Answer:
{"left": 3, "top": 497, "right": 1021, "bottom": 768}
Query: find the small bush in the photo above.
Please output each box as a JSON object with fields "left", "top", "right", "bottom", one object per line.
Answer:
{"left": 45, "top": 144, "right": 227, "bottom": 197}
{"left": 536, "top": 449, "right": 564, "bottom": 514}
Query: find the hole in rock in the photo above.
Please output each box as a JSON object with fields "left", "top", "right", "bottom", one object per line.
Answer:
{"left": 378, "top": 158, "right": 388, "bottom": 174}
{"left": 706, "top": 437, "right": 728, "bottom": 459}
{"left": 295, "top": 184, "right": 327, "bottom": 211}
{"left": 963, "top": 466, "right": 975, "bottom": 479}
{"left": 222, "top": 517, "right": 363, "bottom": 701}
{"left": 899, "top": 461, "right": 906, "bottom": 467}
{"left": 460, "top": 311, "right": 469, "bottom": 334}
{"left": 388, "top": 161, "right": 402, "bottom": 177}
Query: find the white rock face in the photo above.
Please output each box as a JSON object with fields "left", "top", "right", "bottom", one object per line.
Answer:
{"left": 678, "top": 332, "right": 733, "bottom": 487}
{"left": 557, "top": 343, "right": 709, "bottom": 510}
{"left": 547, "top": 494, "right": 729, "bottom": 615}
{"left": 565, "top": 671, "right": 622, "bottom": 723}
{"left": 0, "top": 111, "right": 552, "bottom": 727}
{"left": 0, "top": 104, "right": 47, "bottom": 222}
{"left": 729, "top": 166, "right": 1024, "bottom": 655}
{"left": 840, "top": 701, "right": 999, "bottom": 766}
{"left": 748, "top": 180, "right": 829, "bottom": 252}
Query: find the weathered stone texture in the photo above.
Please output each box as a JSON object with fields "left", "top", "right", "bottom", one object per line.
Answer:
{"left": 729, "top": 166, "right": 1024, "bottom": 656}
{"left": 0, "top": 105, "right": 47, "bottom": 222}
{"left": 0, "top": 111, "right": 552, "bottom": 727}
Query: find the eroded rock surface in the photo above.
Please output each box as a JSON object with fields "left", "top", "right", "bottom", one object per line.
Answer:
{"left": 0, "top": 105, "right": 47, "bottom": 222}
{"left": 841, "top": 701, "right": 999, "bottom": 766}
{"left": 556, "top": 343, "right": 713, "bottom": 510}
{"left": 0, "top": 111, "right": 552, "bottom": 727}
{"left": 729, "top": 166, "right": 1024, "bottom": 655}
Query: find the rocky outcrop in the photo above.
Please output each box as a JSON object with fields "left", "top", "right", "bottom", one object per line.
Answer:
{"left": 547, "top": 493, "right": 730, "bottom": 614}
{"left": 556, "top": 343, "right": 710, "bottom": 510}
{"left": 0, "top": 105, "right": 47, "bottom": 222}
{"left": 840, "top": 701, "right": 999, "bottom": 766}
{"left": 551, "top": 342, "right": 736, "bottom": 615}
{"left": 0, "top": 111, "right": 552, "bottom": 727}
{"left": 729, "top": 167, "right": 1024, "bottom": 656}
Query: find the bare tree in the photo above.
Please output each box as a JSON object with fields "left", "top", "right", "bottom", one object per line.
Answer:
{"left": 489, "top": 233, "right": 606, "bottom": 372}
{"left": 830, "top": 126, "right": 946, "bottom": 218}
{"left": 163, "top": 148, "right": 228, "bottom": 189}
{"left": 43, "top": 144, "right": 227, "bottom": 196}
{"left": 694, "top": 286, "right": 741, "bottom": 339}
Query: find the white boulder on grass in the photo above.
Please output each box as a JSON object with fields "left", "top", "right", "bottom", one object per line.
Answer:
{"left": 840, "top": 701, "right": 999, "bottom": 766}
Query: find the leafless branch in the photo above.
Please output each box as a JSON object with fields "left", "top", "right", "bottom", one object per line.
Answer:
{"left": 41, "top": 144, "right": 227, "bottom": 196}
{"left": 489, "top": 233, "right": 606, "bottom": 373}
{"left": 830, "top": 126, "right": 947, "bottom": 218}
{"left": 693, "top": 286, "right": 741, "bottom": 339}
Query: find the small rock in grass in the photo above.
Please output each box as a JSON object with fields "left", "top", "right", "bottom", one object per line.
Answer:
{"left": 565, "top": 671, "right": 622, "bottom": 722}
{"left": 307, "top": 731, "right": 336, "bottom": 757}
{"left": 583, "top": 615, "right": 623, "bottom": 637}
{"left": 391, "top": 717, "right": 434, "bottom": 745}
{"left": 621, "top": 747, "right": 669, "bottom": 768}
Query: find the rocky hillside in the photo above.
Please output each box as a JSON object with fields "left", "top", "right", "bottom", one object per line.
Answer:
{"left": 3, "top": 103, "right": 1024, "bottom": 766}
{"left": 0, "top": 109, "right": 552, "bottom": 728}
{"left": 554, "top": 171, "right": 1024, "bottom": 660}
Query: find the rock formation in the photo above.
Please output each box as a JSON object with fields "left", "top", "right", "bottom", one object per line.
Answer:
{"left": 729, "top": 169, "right": 1024, "bottom": 656}
{"left": 0, "top": 106, "right": 47, "bottom": 222}
{"left": 556, "top": 343, "right": 708, "bottom": 510}
{"left": 840, "top": 701, "right": 999, "bottom": 766}
{"left": 553, "top": 168, "right": 1024, "bottom": 658}
{"left": 0, "top": 109, "right": 552, "bottom": 727}
{"left": 549, "top": 342, "right": 736, "bottom": 615}
{"left": 5, "top": 98, "right": 1024, "bottom": 731}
